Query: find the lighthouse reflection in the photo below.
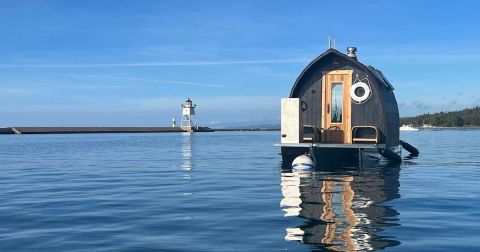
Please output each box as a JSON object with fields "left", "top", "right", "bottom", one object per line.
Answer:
{"left": 280, "top": 164, "right": 401, "bottom": 251}
{"left": 181, "top": 133, "right": 193, "bottom": 186}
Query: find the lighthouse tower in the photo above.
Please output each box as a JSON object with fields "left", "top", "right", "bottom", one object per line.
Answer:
{"left": 181, "top": 98, "right": 197, "bottom": 131}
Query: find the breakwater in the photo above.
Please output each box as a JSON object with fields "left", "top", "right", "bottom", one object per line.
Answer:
{"left": 213, "top": 128, "right": 280, "bottom": 131}
{"left": 0, "top": 127, "right": 192, "bottom": 134}
{"left": 0, "top": 126, "right": 278, "bottom": 134}
{"left": 0, "top": 128, "right": 14, "bottom": 134}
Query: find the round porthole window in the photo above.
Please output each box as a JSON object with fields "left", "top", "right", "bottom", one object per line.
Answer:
{"left": 301, "top": 101, "right": 308, "bottom": 111}
{"left": 350, "top": 82, "right": 371, "bottom": 104}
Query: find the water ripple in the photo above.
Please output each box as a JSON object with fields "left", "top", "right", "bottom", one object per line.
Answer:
{"left": 0, "top": 130, "right": 479, "bottom": 251}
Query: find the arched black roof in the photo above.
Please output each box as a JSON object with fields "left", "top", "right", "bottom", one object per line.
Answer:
{"left": 290, "top": 48, "right": 393, "bottom": 97}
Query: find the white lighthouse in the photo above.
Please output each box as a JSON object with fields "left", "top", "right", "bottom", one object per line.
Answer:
{"left": 181, "top": 98, "right": 197, "bottom": 131}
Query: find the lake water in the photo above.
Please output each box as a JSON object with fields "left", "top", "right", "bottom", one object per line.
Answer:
{"left": 0, "top": 130, "right": 479, "bottom": 251}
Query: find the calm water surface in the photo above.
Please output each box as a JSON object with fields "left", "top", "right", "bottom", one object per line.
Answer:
{"left": 0, "top": 130, "right": 479, "bottom": 251}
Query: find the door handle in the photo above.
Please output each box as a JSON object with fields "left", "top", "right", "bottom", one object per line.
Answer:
{"left": 327, "top": 104, "right": 330, "bottom": 113}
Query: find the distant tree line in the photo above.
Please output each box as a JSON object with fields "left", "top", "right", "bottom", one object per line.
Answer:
{"left": 400, "top": 106, "right": 480, "bottom": 127}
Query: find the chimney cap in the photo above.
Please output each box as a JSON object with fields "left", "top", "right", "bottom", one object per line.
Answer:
{"left": 347, "top": 47, "right": 357, "bottom": 58}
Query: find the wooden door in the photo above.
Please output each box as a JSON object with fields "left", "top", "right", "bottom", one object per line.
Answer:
{"left": 322, "top": 70, "right": 352, "bottom": 143}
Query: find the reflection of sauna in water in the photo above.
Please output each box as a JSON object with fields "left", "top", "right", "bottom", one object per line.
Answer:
{"left": 280, "top": 165, "right": 401, "bottom": 251}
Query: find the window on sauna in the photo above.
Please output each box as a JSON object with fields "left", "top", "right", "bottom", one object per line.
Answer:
{"left": 331, "top": 83, "right": 343, "bottom": 123}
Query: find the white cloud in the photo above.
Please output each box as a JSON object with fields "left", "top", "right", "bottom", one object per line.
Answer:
{"left": 106, "top": 77, "right": 225, "bottom": 88}
{"left": 0, "top": 87, "right": 38, "bottom": 96}
{"left": 0, "top": 58, "right": 306, "bottom": 69}
{"left": 122, "top": 96, "right": 280, "bottom": 111}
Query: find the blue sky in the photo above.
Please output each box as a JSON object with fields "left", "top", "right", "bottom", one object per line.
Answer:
{"left": 0, "top": 0, "right": 479, "bottom": 126}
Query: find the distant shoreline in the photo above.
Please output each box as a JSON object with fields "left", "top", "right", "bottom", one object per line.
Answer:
{"left": 400, "top": 106, "right": 480, "bottom": 128}
{"left": 416, "top": 126, "right": 480, "bottom": 130}
{"left": 1, "top": 125, "right": 478, "bottom": 135}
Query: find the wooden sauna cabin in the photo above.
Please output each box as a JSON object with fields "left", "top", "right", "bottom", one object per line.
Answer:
{"left": 275, "top": 47, "right": 404, "bottom": 165}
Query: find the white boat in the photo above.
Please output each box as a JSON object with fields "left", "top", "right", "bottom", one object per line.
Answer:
{"left": 400, "top": 124, "right": 419, "bottom": 131}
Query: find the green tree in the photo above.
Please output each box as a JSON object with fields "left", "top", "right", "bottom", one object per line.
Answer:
{"left": 454, "top": 116, "right": 465, "bottom": 127}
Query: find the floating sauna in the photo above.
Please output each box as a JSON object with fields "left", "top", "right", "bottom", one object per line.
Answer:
{"left": 276, "top": 47, "right": 417, "bottom": 165}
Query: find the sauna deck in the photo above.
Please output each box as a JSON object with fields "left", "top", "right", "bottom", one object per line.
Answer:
{"left": 274, "top": 142, "right": 386, "bottom": 149}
